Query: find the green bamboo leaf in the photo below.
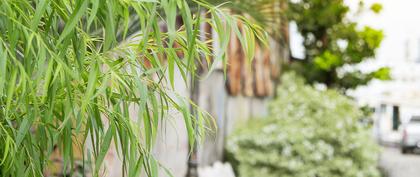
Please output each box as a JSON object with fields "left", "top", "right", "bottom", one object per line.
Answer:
{"left": 162, "top": 0, "right": 177, "bottom": 43}
{"left": 159, "top": 162, "right": 175, "bottom": 177}
{"left": 94, "top": 124, "right": 114, "bottom": 174}
{"left": 150, "top": 157, "right": 158, "bottom": 177}
{"left": 103, "top": 0, "right": 116, "bottom": 51}
{"left": 0, "top": 44, "right": 7, "bottom": 96}
{"left": 57, "top": 0, "right": 88, "bottom": 43}
{"left": 5, "top": 69, "right": 17, "bottom": 117}
{"left": 167, "top": 53, "right": 175, "bottom": 88}
{"left": 31, "top": 0, "right": 50, "bottom": 30}
{"left": 82, "top": 61, "right": 99, "bottom": 105}
{"left": 87, "top": 0, "right": 100, "bottom": 29}
{"left": 134, "top": 0, "right": 158, "bottom": 2}
{"left": 93, "top": 74, "right": 110, "bottom": 98}
{"left": 143, "top": 103, "right": 153, "bottom": 151}
{"left": 243, "top": 25, "right": 256, "bottom": 63}
{"left": 0, "top": 136, "right": 12, "bottom": 166}
{"left": 15, "top": 111, "right": 35, "bottom": 147}
{"left": 121, "top": 6, "right": 130, "bottom": 40}
{"left": 178, "top": 0, "right": 196, "bottom": 72}
{"left": 180, "top": 99, "right": 194, "bottom": 148}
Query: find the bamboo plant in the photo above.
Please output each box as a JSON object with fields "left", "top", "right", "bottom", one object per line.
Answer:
{"left": 0, "top": 0, "right": 265, "bottom": 176}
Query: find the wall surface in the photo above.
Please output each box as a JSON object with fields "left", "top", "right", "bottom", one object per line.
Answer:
{"left": 153, "top": 71, "right": 271, "bottom": 177}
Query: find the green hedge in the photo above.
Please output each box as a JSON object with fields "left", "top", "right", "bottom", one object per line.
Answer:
{"left": 226, "top": 73, "right": 380, "bottom": 177}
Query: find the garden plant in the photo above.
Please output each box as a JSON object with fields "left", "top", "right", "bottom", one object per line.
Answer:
{"left": 0, "top": 0, "right": 264, "bottom": 176}
{"left": 226, "top": 73, "right": 381, "bottom": 177}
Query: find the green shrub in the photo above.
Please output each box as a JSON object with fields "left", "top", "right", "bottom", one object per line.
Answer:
{"left": 226, "top": 73, "right": 380, "bottom": 177}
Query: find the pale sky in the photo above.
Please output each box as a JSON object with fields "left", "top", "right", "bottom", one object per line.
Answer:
{"left": 347, "top": 0, "right": 420, "bottom": 63}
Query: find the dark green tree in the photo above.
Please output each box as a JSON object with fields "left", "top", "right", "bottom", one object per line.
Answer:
{"left": 287, "top": 0, "right": 390, "bottom": 90}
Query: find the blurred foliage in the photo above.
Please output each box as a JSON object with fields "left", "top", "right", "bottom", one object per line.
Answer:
{"left": 287, "top": 0, "right": 390, "bottom": 90}
{"left": 370, "top": 3, "right": 383, "bottom": 14}
{"left": 226, "top": 73, "right": 381, "bottom": 177}
{"left": 205, "top": 0, "right": 284, "bottom": 41}
{"left": 359, "top": 105, "right": 375, "bottom": 127}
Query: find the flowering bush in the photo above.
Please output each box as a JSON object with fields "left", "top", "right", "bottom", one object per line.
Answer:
{"left": 226, "top": 73, "right": 380, "bottom": 177}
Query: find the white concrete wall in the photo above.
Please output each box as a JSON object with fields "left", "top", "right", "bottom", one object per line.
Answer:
{"left": 196, "top": 72, "right": 270, "bottom": 167}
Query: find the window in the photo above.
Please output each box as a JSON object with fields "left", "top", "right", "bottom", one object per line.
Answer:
{"left": 392, "top": 105, "right": 400, "bottom": 131}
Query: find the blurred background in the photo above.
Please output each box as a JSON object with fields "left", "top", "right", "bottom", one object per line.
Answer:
{"left": 176, "top": 0, "right": 420, "bottom": 177}
{"left": 348, "top": 0, "right": 420, "bottom": 176}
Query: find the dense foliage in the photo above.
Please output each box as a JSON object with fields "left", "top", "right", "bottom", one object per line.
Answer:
{"left": 226, "top": 73, "right": 380, "bottom": 177}
{"left": 206, "top": 0, "right": 285, "bottom": 41}
{"left": 0, "top": 0, "right": 263, "bottom": 176}
{"left": 287, "top": 0, "right": 390, "bottom": 90}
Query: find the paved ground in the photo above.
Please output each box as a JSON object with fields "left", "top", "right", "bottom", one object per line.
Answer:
{"left": 379, "top": 146, "right": 420, "bottom": 177}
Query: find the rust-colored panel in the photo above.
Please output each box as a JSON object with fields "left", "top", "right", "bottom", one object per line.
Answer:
{"left": 226, "top": 22, "right": 244, "bottom": 96}
{"left": 263, "top": 47, "right": 274, "bottom": 96}
{"left": 253, "top": 43, "right": 266, "bottom": 97}
{"left": 44, "top": 139, "right": 85, "bottom": 176}
{"left": 269, "top": 39, "right": 282, "bottom": 80}
{"left": 252, "top": 42, "right": 275, "bottom": 97}
{"left": 242, "top": 58, "right": 254, "bottom": 97}
{"left": 173, "top": 41, "right": 185, "bottom": 58}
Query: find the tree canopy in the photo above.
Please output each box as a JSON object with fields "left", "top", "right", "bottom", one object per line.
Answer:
{"left": 287, "top": 0, "right": 390, "bottom": 90}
